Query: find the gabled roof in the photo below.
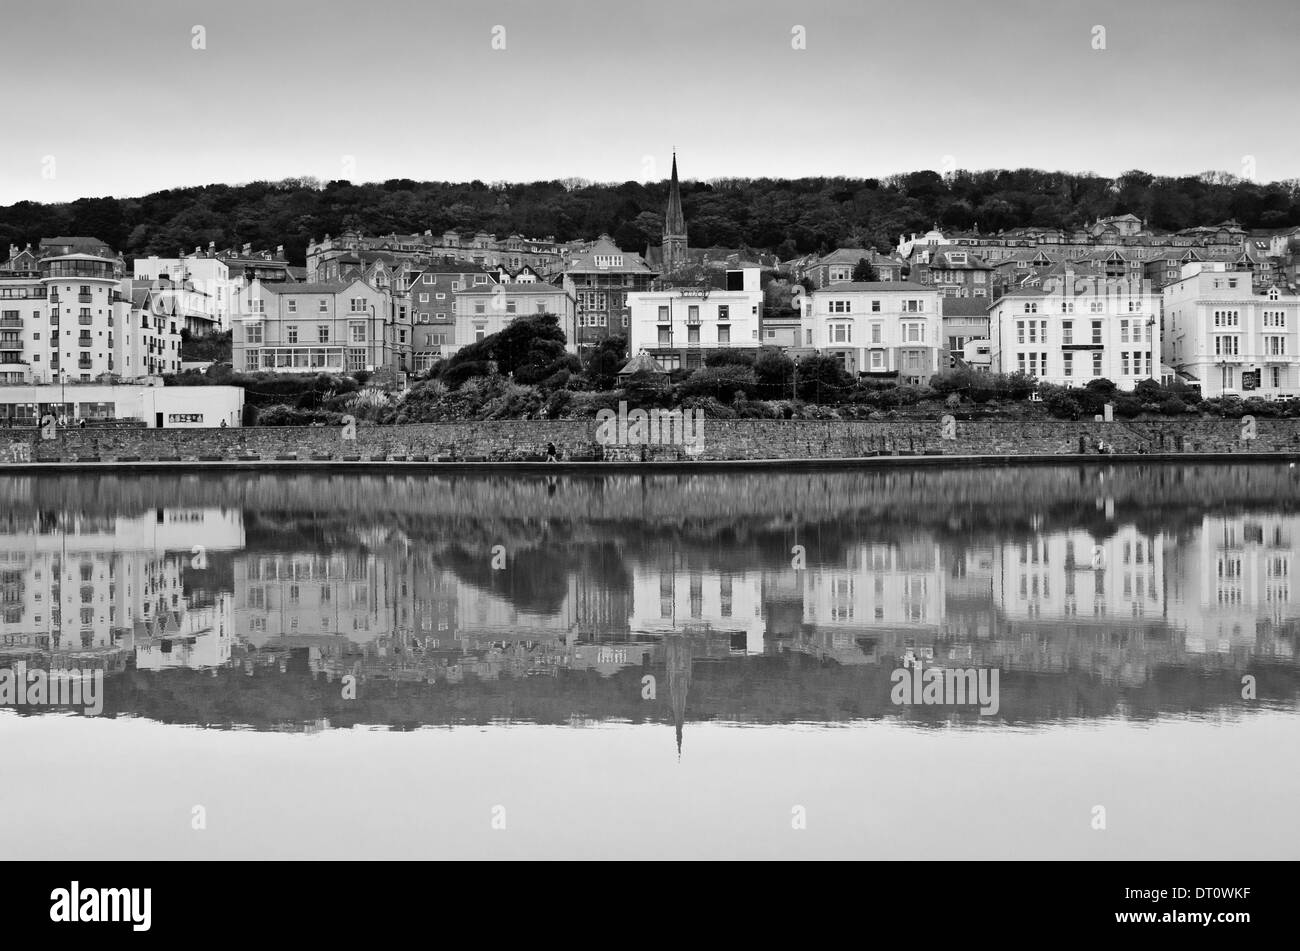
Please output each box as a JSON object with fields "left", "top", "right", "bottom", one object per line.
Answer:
{"left": 940, "top": 297, "right": 991, "bottom": 317}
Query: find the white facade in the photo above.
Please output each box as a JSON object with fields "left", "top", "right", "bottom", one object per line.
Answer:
{"left": 1162, "top": 263, "right": 1300, "bottom": 397}
{"left": 133, "top": 255, "right": 232, "bottom": 331}
{"left": 0, "top": 255, "right": 181, "bottom": 385}
{"left": 805, "top": 282, "right": 942, "bottom": 381}
{"left": 626, "top": 267, "right": 764, "bottom": 371}
{"left": 990, "top": 273, "right": 1159, "bottom": 388}
{"left": 233, "top": 279, "right": 394, "bottom": 374}
{"left": 0, "top": 383, "right": 243, "bottom": 427}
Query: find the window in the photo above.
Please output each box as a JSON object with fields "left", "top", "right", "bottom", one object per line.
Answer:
{"left": 1062, "top": 302, "right": 1075, "bottom": 314}
{"left": 871, "top": 300, "right": 881, "bottom": 312}
{"left": 1092, "top": 352, "right": 1103, "bottom": 376}
{"left": 1091, "top": 320, "right": 1102, "bottom": 344}
{"left": 245, "top": 323, "right": 263, "bottom": 344}
{"left": 1090, "top": 301, "right": 1103, "bottom": 313}
{"left": 1264, "top": 310, "right": 1286, "bottom": 328}
{"left": 871, "top": 322, "right": 882, "bottom": 344}
{"left": 870, "top": 351, "right": 885, "bottom": 369}
{"left": 1063, "top": 352, "right": 1073, "bottom": 376}
{"left": 1024, "top": 302, "right": 1037, "bottom": 314}
{"left": 1062, "top": 320, "right": 1073, "bottom": 344}
{"left": 317, "top": 325, "right": 329, "bottom": 343}
{"left": 830, "top": 324, "right": 851, "bottom": 343}
{"left": 1272, "top": 366, "right": 1282, "bottom": 388}
{"left": 1215, "top": 335, "right": 1239, "bottom": 356}
{"left": 287, "top": 299, "right": 297, "bottom": 314}
{"left": 318, "top": 299, "right": 328, "bottom": 313}
{"left": 717, "top": 305, "right": 729, "bottom": 320}
{"left": 347, "top": 348, "right": 366, "bottom": 372}
{"left": 349, "top": 298, "right": 366, "bottom": 313}
{"left": 657, "top": 306, "right": 669, "bottom": 321}
{"left": 717, "top": 325, "right": 730, "bottom": 344}
{"left": 287, "top": 325, "right": 299, "bottom": 344}
{"left": 1017, "top": 320, "right": 1025, "bottom": 344}
{"left": 249, "top": 299, "right": 265, "bottom": 314}
{"left": 419, "top": 293, "right": 429, "bottom": 303}
{"left": 1120, "top": 319, "right": 1129, "bottom": 343}
{"left": 1121, "top": 352, "right": 1130, "bottom": 375}
{"left": 828, "top": 300, "right": 851, "bottom": 314}
{"left": 903, "top": 322, "right": 925, "bottom": 343}
{"left": 1213, "top": 310, "right": 1239, "bottom": 328}
{"left": 350, "top": 324, "right": 367, "bottom": 343}
{"left": 1266, "top": 335, "right": 1286, "bottom": 356}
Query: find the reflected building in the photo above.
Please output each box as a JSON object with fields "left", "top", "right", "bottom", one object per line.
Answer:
{"left": 629, "top": 562, "right": 765, "bottom": 654}
{"left": 0, "top": 508, "right": 243, "bottom": 670}
{"left": 1166, "top": 515, "right": 1300, "bottom": 660}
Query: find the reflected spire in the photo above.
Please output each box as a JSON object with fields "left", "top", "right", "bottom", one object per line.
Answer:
{"left": 665, "top": 633, "right": 692, "bottom": 759}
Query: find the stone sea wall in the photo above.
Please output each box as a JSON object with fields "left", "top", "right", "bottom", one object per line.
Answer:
{"left": 0, "top": 416, "right": 1296, "bottom": 464}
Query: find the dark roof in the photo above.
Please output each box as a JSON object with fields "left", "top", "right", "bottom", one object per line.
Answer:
{"left": 941, "top": 297, "right": 990, "bottom": 317}
{"left": 811, "top": 281, "right": 930, "bottom": 293}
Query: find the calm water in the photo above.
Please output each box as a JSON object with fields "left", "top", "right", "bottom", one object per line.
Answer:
{"left": 1, "top": 464, "right": 1298, "bottom": 859}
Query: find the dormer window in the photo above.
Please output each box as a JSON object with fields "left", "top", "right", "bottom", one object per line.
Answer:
{"left": 1269, "top": 287, "right": 1280, "bottom": 301}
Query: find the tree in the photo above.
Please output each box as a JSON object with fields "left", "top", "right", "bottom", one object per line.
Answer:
{"left": 794, "top": 353, "right": 852, "bottom": 403}
{"left": 441, "top": 313, "right": 567, "bottom": 386}
{"left": 851, "top": 257, "right": 878, "bottom": 282}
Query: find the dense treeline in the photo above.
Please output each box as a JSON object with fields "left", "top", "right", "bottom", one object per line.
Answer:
{"left": 4, "top": 169, "right": 1300, "bottom": 266}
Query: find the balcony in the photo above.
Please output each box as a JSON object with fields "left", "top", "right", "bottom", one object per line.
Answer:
{"left": 0, "top": 316, "right": 21, "bottom": 329}
{"left": 78, "top": 315, "right": 93, "bottom": 326}
{"left": 77, "top": 360, "right": 93, "bottom": 370}
{"left": 78, "top": 335, "right": 93, "bottom": 348}
{"left": 48, "top": 294, "right": 60, "bottom": 304}
{"left": 77, "top": 293, "right": 93, "bottom": 303}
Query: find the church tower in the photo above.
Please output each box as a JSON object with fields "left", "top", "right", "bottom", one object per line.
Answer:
{"left": 662, "top": 152, "right": 688, "bottom": 274}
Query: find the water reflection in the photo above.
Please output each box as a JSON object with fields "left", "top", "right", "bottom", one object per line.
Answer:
{"left": 1, "top": 466, "right": 1298, "bottom": 741}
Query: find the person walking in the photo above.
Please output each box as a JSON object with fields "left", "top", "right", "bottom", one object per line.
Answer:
{"left": 545, "top": 441, "right": 558, "bottom": 462}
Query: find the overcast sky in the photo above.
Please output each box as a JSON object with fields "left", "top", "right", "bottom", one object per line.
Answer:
{"left": 1, "top": 0, "right": 1297, "bottom": 204}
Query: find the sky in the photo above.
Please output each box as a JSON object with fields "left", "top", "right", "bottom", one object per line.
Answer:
{"left": 1, "top": 0, "right": 1298, "bottom": 205}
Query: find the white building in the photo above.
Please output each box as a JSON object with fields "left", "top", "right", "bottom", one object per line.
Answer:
{"left": 1162, "top": 263, "right": 1300, "bottom": 397}
{"left": 989, "top": 271, "right": 1159, "bottom": 388}
{"left": 0, "top": 382, "right": 243, "bottom": 427}
{"left": 132, "top": 254, "right": 232, "bottom": 332}
{"left": 805, "top": 281, "right": 941, "bottom": 382}
{"left": 0, "top": 254, "right": 182, "bottom": 385}
{"left": 626, "top": 267, "right": 764, "bottom": 371}
{"left": 233, "top": 278, "right": 395, "bottom": 374}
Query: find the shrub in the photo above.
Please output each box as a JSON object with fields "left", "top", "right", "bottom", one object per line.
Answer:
{"left": 1159, "top": 396, "right": 1188, "bottom": 416}
{"left": 677, "top": 365, "right": 758, "bottom": 404}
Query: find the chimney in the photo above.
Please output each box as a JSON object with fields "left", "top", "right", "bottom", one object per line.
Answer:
{"left": 242, "top": 243, "right": 252, "bottom": 256}
{"left": 208, "top": 241, "right": 216, "bottom": 255}
{"left": 275, "top": 245, "right": 285, "bottom": 260}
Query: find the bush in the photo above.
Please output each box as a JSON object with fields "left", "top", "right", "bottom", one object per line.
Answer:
{"left": 677, "top": 365, "right": 758, "bottom": 404}
{"left": 1159, "top": 396, "right": 1188, "bottom": 416}
{"left": 1113, "top": 395, "right": 1144, "bottom": 419}
{"left": 704, "top": 350, "right": 755, "bottom": 368}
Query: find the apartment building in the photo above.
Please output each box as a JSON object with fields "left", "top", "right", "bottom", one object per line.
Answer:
{"left": 800, "top": 248, "right": 904, "bottom": 288}
{"left": 626, "top": 267, "right": 764, "bottom": 371}
{"left": 406, "top": 263, "right": 496, "bottom": 371}
{"left": 558, "top": 236, "right": 657, "bottom": 349}
{"left": 805, "top": 281, "right": 942, "bottom": 383}
{"left": 450, "top": 282, "right": 576, "bottom": 353}
{"left": 989, "top": 271, "right": 1159, "bottom": 388}
{"left": 1, "top": 253, "right": 181, "bottom": 384}
{"left": 233, "top": 278, "right": 394, "bottom": 374}
{"left": 132, "top": 253, "right": 232, "bottom": 331}
{"left": 1162, "top": 263, "right": 1300, "bottom": 397}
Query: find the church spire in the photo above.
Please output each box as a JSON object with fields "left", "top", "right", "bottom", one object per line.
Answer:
{"left": 662, "top": 151, "right": 687, "bottom": 273}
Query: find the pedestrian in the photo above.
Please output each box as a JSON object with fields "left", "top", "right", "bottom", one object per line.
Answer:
{"left": 545, "top": 441, "right": 557, "bottom": 462}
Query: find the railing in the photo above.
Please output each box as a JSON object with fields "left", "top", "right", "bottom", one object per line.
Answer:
{"left": 77, "top": 293, "right": 93, "bottom": 303}
{"left": 78, "top": 315, "right": 93, "bottom": 326}
{"left": 0, "top": 316, "right": 21, "bottom": 328}
{"left": 78, "top": 336, "right": 92, "bottom": 347}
